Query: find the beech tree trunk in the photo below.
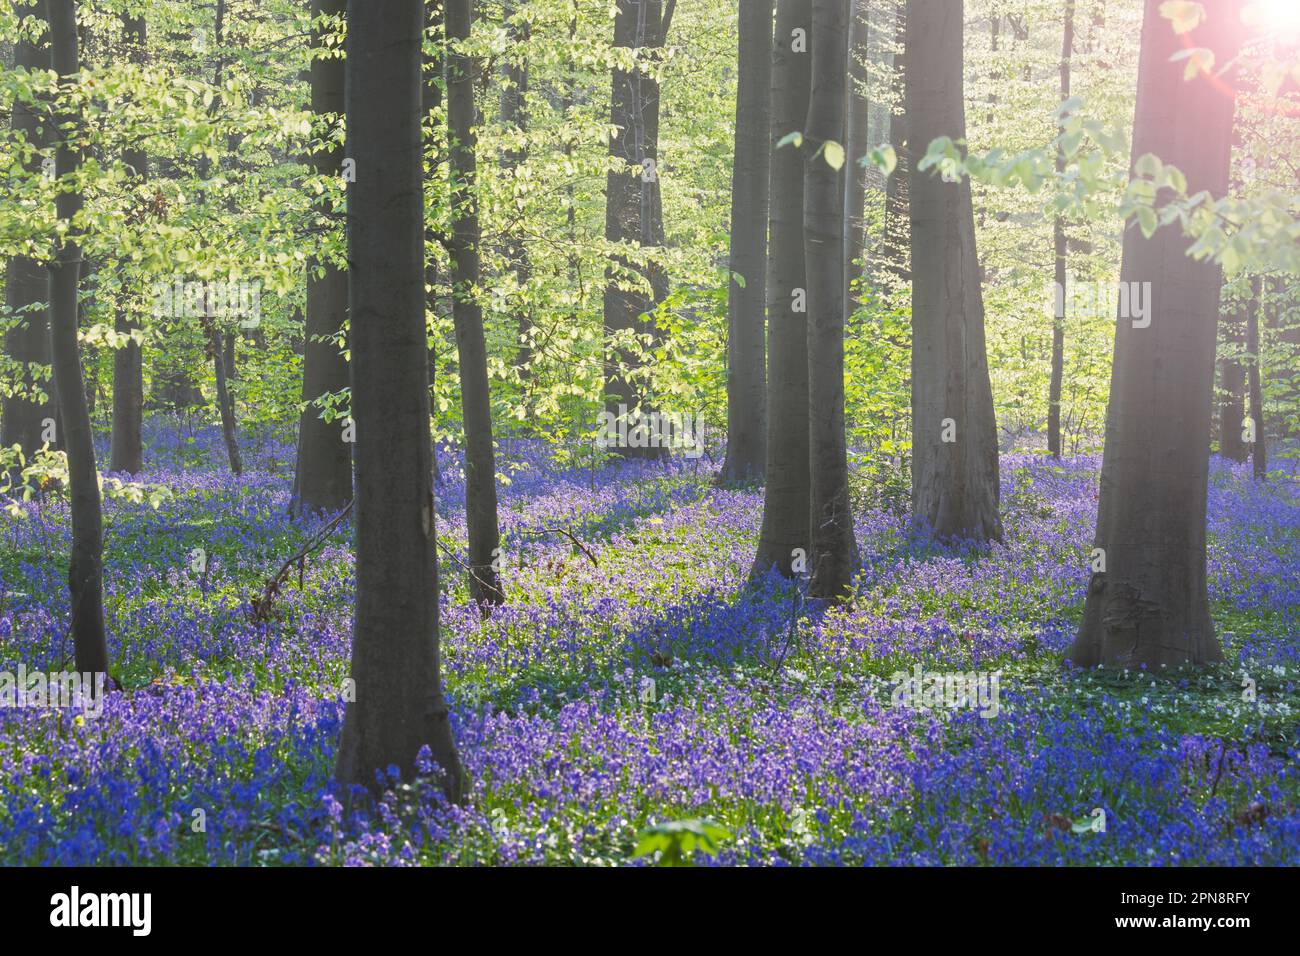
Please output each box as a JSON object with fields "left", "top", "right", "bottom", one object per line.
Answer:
{"left": 446, "top": 0, "right": 504, "bottom": 609}
{"left": 751, "top": 0, "right": 812, "bottom": 578}
{"left": 292, "top": 0, "right": 352, "bottom": 515}
{"left": 2, "top": 2, "right": 55, "bottom": 463}
{"left": 1219, "top": 307, "right": 1247, "bottom": 462}
{"left": 907, "top": 0, "right": 1002, "bottom": 543}
{"left": 1247, "top": 276, "right": 1265, "bottom": 479}
{"left": 202, "top": 0, "right": 241, "bottom": 477}
{"left": 110, "top": 11, "right": 146, "bottom": 475}
{"left": 805, "top": 0, "right": 858, "bottom": 600}
{"left": 720, "top": 0, "right": 772, "bottom": 482}
{"left": 1047, "top": 0, "right": 1073, "bottom": 459}
{"left": 603, "top": 0, "right": 672, "bottom": 459}
{"left": 47, "top": 0, "right": 109, "bottom": 678}
{"left": 1067, "top": 0, "right": 1243, "bottom": 669}
{"left": 880, "top": 0, "right": 909, "bottom": 288}
{"left": 842, "top": 0, "right": 869, "bottom": 316}
{"left": 336, "top": 0, "right": 462, "bottom": 797}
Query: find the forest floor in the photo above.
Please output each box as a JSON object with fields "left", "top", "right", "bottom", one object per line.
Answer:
{"left": 1, "top": 422, "right": 1298, "bottom": 865}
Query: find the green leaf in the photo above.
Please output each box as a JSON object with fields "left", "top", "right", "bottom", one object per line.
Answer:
{"left": 864, "top": 144, "right": 897, "bottom": 176}
{"left": 776, "top": 130, "right": 803, "bottom": 150}
{"left": 633, "top": 818, "right": 732, "bottom": 867}
{"left": 822, "top": 139, "right": 845, "bottom": 170}
{"left": 1136, "top": 206, "right": 1158, "bottom": 238}
{"left": 1134, "top": 153, "right": 1163, "bottom": 179}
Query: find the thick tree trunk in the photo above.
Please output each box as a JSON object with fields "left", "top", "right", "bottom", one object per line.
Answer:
{"left": 336, "top": 0, "right": 462, "bottom": 797}
{"left": 292, "top": 0, "right": 352, "bottom": 516}
{"left": 907, "top": 0, "right": 1002, "bottom": 543}
{"left": 2, "top": 3, "right": 55, "bottom": 463}
{"left": 446, "top": 0, "right": 504, "bottom": 609}
{"left": 1067, "top": 0, "right": 1243, "bottom": 669}
{"left": 751, "top": 0, "right": 812, "bottom": 578}
{"left": 47, "top": 0, "right": 109, "bottom": 679}
{"left": 1047, "top": 0, "right": 1074, "bottom": 459}
{"left": 1247, "top": 276, "right": 1265, "bottom": 479}
{"left": 720, "top": 0, "right": 772, "bottom": 482}
{"left": 880, "top": 0, "right": 909, "bottom": 288}
{"left": 603, "top": 0, "right": 672, "bottom": 459}
{"left": 1219, "top": 307, "right": 1247, "bottom": 462}
{"left": 805, "top": 0, "right": 858, "bottom": 600}
{"left": 109, "top": 12, "right": 146, "bottom": 475}
{"left": 842, "top": 0, "right": 869, "bottom": 316}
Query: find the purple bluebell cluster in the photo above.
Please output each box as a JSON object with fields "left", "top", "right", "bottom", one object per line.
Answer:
{"left": 1, "top": 424, "right": 1297, "bottom": 865}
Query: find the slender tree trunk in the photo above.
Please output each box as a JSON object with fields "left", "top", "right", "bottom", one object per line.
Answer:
{"left": 199, "top": 0, "right": 242, "bottom": 476}
{"left": 1047, "top": 0, "right": 1074, "bottom": 459}
{"left": 806, "top": 0, "right": 858, "bottom": 599}
{"left": 2, "top": 2, "right": 55, "bottom": 463}
{"left": 336, "top": 0, "right": 462, "bottom": 797}
{"left": 292, "top": 0, "right": 352, "bottom": 515}
{"left": 1067, "top": 0, "right": 1243, "bottom": 669}
{"left": 843, "top": 0, "right": 869, "bottom": 315}
{"left": 47, "top": 0, "right": 109, "bottom": 678}
{"left": 907, "top": 0, "right": 1002, "bottom": 543}
{"left": 603, "top": 0, "right": 673, "bottom": 459}
{"left": 446, "top": 0, "right": 504, "bottom": 609}
{"left": 751, "top": 0, "right": 812, "bottom": 578}
{"left": 720, "top": 0, "right": 772, "bottom": 482}
{"left": 880, "top": 0, "right": 909, "bottom": 288}
{"left": 1219, "top": 306, "right": 1247, "bottom": 462}
{"left": 110, "top": 12, "right": 146, "bottom": 475}
{"left": 1247, "top": 275, "right": 1265, "bottom": 479}
{"left": 424, "top": 0, "right": 444, "bottom": 487}
{"left": 210, "top": 324, "right": 242, "bottom": 475}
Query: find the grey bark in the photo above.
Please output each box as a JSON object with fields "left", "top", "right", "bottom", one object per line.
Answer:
{"left": 1048, "top": 0, "right": 1073, "bottom": 458}
{"left": 292, "top": 0, "right": 353, "bottom": 515}
{"left": 47, "top": 0, "right": 109, "bottom": 678}
{"left": 805, "top": 0, "right": 858, "bottom": 600}
{"left": 447, "top": 0, "right": 504, "bottom": 609}
{"left": 907, "top": 0, "right": 1002, "bottom": 542}
{"left": 720, "top": 0, "right": 773, "bottom": 482}
{"left": 335, "top": 0, "right": 462, "bottom": 797}
{"left": 110, "top": 11, "right": 145, "bottom": 475}
{"left": 1067, "top": 0, "right": 1244, "bottom": 669}
{"left": 750, "top": 0, "right": 812, "bottom": 578}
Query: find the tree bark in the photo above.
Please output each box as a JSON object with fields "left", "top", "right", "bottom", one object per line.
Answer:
{"left": 1047, "top": 0, "right": 1074, "bottom": 459}
{"left": 907, "top": 0, "right": 1002, "bottom": 543}
{"left": 292, "top": 0, "right": 352, "bottom": 515}
{"left": 751, "top": 0, "right": 812, "bottom": 578}
{"left": 1247, "top": 275, "right": 1265, "bottom": 479}
{"left": 446, "top": 0, "right": 504, "bottom": 609}
{"left": 109, "top": 11, "right": 145, "bottom": 475}
{"left": 1219, "top": 305, "right": 1247, "bottom": 462}
{"left": 201, "top": 0, "right": 241, "bottom": 477}
{"left": 336, "top": 0, "right": 462, "bottom": 797}
{"left": 603, "top": 0, "right": 672, "bottom": 459}
{"left": 1067, "top": 0, "right": 1243, "bottom": 669}
{"left": 842, "top": 0, "right": 869, "bottom": 316}
{"left": 880, "top": 0, "right": 909, "bottom": 288}
{"left": 720, "top": 0, "right": 772, "bottom": 482}
{"left": 2, "top": 2, "right": 55, "bottom": 464}
{"left": 47, "top": 0, "right": 109, "bottom": 678}
{"left": 805, "top": 0, "right": 858, "bottom": 600}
